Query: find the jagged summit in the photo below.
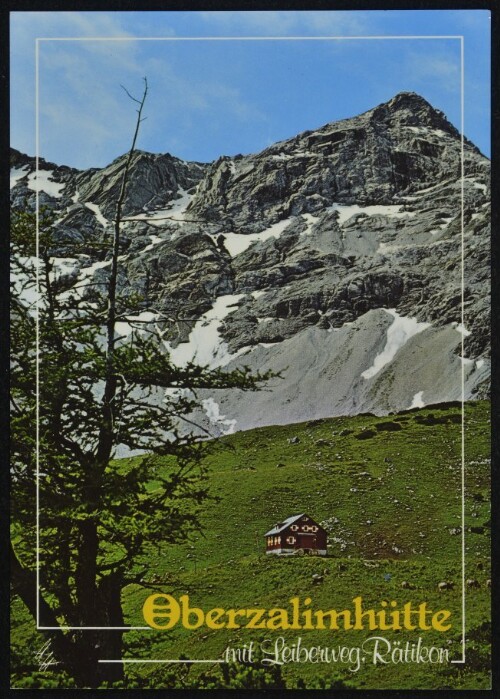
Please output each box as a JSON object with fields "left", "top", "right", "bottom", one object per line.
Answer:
{"left": 367, "top": 91, "right": 459, "bottom": 136}
{"left": 263, "top": 92, "right": 457, "bottom": 156}
{"left": 372, "top": 91, "right": 440, "bottom": 116}
{"left": 386, "top": 90, "right": 431, "bottom": 105}
{"left": 302, "top": 91, "right": 460, "bottom": 152}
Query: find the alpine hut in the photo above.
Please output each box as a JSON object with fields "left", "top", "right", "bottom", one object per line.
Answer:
{"left": 264, "top": 514, "right": 327, "bottom": 556}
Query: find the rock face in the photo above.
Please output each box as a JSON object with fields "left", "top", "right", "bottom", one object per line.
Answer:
{"left": 11, "top": 91, "right": 491, "bottom": 435}
{"left": 75, "top": 150, "right": 207, "bottom": 218}
{"left": 187, "top": 92, "right": 484, "bottom": 231}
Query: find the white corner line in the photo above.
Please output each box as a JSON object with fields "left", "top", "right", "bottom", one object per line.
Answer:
{"left": 37, "top": 626, "right": 153, "bottom": 631}
{"left": 99, "top": 659, "right": 226, "bottom": 664}
{"left": 35, "top": 35, "right": 464, "bottom": 41}
{"left": 35, "top": 36, "right": 41, "bottom": 631}
{"left": 450, "top": 33, "right": 467, "bottom": 666}
{"left": 33, "top": 35, "right": 468, "bottom": 660}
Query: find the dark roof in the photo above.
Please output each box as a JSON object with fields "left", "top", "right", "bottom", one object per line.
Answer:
{"left": 264, "top": 513, "right": 306, "bottom": 536}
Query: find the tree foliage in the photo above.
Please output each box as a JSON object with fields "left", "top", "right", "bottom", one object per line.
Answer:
{"left": 10, "top": 81, "right": 271, "bottom": 687}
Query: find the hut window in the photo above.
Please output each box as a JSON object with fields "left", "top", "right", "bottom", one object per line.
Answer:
{"left": 291, "top": 525, "right": 298, "bottom": 531}
{"left": 286, "top": 536, "right": 296, "bottom": 544}
{"left": 311, "top": 526, "right": 318, "bottom": 532}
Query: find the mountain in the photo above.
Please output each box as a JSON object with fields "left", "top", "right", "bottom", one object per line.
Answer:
{"left": 10, "top": 92, "right": 490, "bottom": 435}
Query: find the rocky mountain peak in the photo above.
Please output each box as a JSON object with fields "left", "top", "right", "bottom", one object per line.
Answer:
{"left": 368, "top": 91, "right": 458, "bottom": 136}
{"left": 186, "top": 91, "right": 485, "bottom": 232}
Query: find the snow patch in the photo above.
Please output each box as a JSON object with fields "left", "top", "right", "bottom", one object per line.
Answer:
{"left": 361, "top": 310, "right": 431, "bottom": 380}
{"left": 164, "top": 294, "right": 246, "bottom": 369}
{"left": 142, "top": 235, "right": 164, "bottom": 253}
{"left": 115, "top": 311, "right": 159, "bottom": 339}
{"left": 11, "top": 256, "right": 41, "bottom": 309}
{"left": 79, "top": 259, "right": 111, "bottom": 279}
{"left": 463, "top": 178, "right": 488, "bottom": 194}
{"left": 165, "top": 188, "right": 192, "bottom": 221}
{"left": 378, "top": 242, "right": 399, "bottom": 254}
{"left": 202, "top": 397, "right": 237, "bottom": 435}
{"left": 27, "top": 170, "right": 65, "bottom": 198}
{"left": 126, "top": 188, "right": 194, "bottom": 227}
{"left": 223, "top": 218, "right": 293, "bottom": 257}
{"left": 290, "top": 149, "right": 314, "bottom": 158}
{"left": 329, "top": 203, "right": 415, "bottom": 227}
{"left": 300, "top": 213, "right": 320, "bottom": 236}
{"left": 406, "top": 126, "right": 449, "bottom": 139}
{"left": 473, "top": 181, "right": 487, "bottom": 194}
{"left": 409, "top": 391, "right": 425, "bottom": 409}
{"left": 61, "top": 259, "right": 111, "bottom": 300}
{"left": 10, "top": 166, "right": 29, "bottom": 188}
{"left": 270, "top": 153, "right": 292, "bottom": 161}
{"left": 84, "top": 202, "right": 108, "bottom": 228}
{"left": 476, "top": 359, "right": 485, "bottom": 369}
{"left": 453, "top": 322, "right": 471, "bottom": 337}
{"left": 438, "top": 216, "right": 453, "bottom": 230}
{"left": 49, "top": 257, "right": 80, "bottom": 282}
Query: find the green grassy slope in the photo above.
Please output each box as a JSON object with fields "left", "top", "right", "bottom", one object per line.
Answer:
{"left": 11, "top": 401, "right": 491, "bottom": 689}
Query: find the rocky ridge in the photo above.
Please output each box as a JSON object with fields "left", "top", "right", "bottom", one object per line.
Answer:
{"left": 10, "top": 91, "right": 490, "bottom": 435}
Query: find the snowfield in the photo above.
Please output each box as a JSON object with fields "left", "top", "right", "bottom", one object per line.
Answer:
{"left": 27, "top": 170, "right": 65, "bottom": 198}
{"left": 361, "top": 309, "right": 431, "bottom": 380}
{"left": 221, "top": 218, "right": 293, "bottom": 257}
{"left": 329, "top": 203, "right": 416, "bottom": 226}
{"left": 10, "top": 166, "right": 29, "bottom": 188}
{"left": 163, "top": 294, "right": 247, "bottom": 369}
{"left": 202, "top": 397, "right": 237, "bottom": 435}
{"left": 84, "top": 202, "right": 108, "bottom": 228}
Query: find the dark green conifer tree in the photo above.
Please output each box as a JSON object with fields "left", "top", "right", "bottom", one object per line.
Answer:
{"left": 10, "top": 79, "right": 270, "bottom": 687}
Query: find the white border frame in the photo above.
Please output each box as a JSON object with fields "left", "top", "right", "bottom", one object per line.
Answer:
{"left": 34, "top": 35, "right": 467, "bottom": 666}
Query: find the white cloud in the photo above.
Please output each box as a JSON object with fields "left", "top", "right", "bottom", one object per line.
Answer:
{"left": 12, "top": 11, "right": 270, "bottom": 167}
{"left": 198, "top": 10, "right": 368, "bottom": 36}
{"left": 11, "top": 12, "right": 147, "bottom": 164}
{"left": 12, "top": 11, "right": 133, "bottom": 40}
{"left": 404, "top": 50, "right": 461, "bottom": 94}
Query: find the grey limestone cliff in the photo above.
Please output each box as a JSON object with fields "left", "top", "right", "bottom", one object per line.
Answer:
{"left": 10, "top": 91, "right": 490, "bottom": 434}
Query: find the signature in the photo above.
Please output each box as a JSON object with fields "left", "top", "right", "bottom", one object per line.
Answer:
{"left": 34, "top": 640, "right": 59, "bottom": 671}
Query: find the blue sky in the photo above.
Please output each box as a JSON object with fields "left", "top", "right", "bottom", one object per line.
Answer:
{"left": 10, "top": 10, "right": 490, "bottom": 169}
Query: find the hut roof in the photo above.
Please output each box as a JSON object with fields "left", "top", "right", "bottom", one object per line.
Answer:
{"left": 264, "top": 513, "right": 306, "bottom": 536}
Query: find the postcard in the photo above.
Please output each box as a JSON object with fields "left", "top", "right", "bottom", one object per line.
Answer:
{"left": 9, "top": 8, "right": 492, "bottom": 692}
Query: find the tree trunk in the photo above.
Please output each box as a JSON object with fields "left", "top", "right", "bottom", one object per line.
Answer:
{"left": 12, "top": 542, "right": 126, "bottom": 687}
{"left": 11, "top": 543, "right": 79, "bottom": 679}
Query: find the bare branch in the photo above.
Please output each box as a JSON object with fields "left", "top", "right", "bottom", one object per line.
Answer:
{"left": 120, "top": 84, "right": 142, "bottom": 104}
